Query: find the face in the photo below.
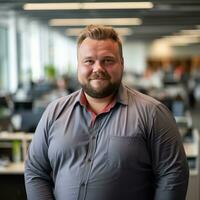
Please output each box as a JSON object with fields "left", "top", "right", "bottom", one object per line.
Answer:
{"left": 77, "top": 38, "right": 124, "bottom": 98}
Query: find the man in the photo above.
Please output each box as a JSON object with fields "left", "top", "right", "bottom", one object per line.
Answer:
{"left": 25, "top": 25, "right": 189, "bottom": 200}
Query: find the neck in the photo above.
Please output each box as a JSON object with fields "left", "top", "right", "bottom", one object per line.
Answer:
{"left": 85, "top": 93, "right": 115, "bottom": 115}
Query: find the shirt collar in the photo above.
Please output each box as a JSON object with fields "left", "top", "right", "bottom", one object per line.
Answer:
{"left": 116, "top": 83, "right": 128, "bottom": 106}
{"left": 79, "top": 90, "right": 116, "bottom": 112}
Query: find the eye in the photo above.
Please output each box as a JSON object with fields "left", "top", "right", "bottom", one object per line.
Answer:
{"left": 84, "top": 59, "right": 94, "bottom": 65}
{"left": 103, "top": 58, "right": 115, "bottom": 65}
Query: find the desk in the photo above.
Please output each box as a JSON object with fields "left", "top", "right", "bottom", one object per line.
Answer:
{"left": 0, "top": 132, "right": 33, "bottom": 199}
{"left": 0, "top": 162, "right": 24, "bottom": 174}
{"left": 0, "top": 132, "right": 33, "bottom": 163}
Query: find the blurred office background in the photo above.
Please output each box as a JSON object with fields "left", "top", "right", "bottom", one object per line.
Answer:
{"left": 0, "top": 0, "right": 200, "bottom": 199}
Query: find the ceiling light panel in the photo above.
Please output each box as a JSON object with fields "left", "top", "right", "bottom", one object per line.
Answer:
{"left": 23, "top": 2, "right": 153, "bottom": 10}
{"left": 49, "top": 18, "right": 142, "bottom": 26}
{"left": 23, "top": 3, "right": 81, "bottom": 10}
{"left": 66, "top": 27, "right": 133, "bottom": 36}
{"left": 82, "top": 2, "right": 153, "bottom": 9}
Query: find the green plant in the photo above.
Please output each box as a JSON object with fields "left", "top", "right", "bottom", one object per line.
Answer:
{"left": 44, "top": 64, "right": 57, "bottom": 80}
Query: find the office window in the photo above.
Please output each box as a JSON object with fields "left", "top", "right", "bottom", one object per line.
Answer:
{"left": 0, "top": 25, "right": 8, "bottom": 91}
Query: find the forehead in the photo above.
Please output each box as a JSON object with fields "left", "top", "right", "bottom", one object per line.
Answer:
{"left": 78, "top": 38, "right": 119, "bottom": 56}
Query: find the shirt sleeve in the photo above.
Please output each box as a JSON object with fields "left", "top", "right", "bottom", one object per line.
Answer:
{"left": 24, "top": 105, "right": 55, "bottom": 200}
{"left": 149, "top": 103, "right": 189, "bottom": 200}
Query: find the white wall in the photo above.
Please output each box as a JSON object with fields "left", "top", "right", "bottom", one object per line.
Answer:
{"left": 173, "top": 44, "right": 200, "bottom": 57}
{"left": 66, "top": 39, "right": 77, "bottom": 75}
{"left": 123, "top": 41, "right": 148, "bottom": 74}
{"left": 147, "top": 40, "right": 175, "bottom": 59}
{"left": 147, "top": 40, "right": 200, "bottom": 58}
{"left": 52, "top": 32, "right": 77, "bottom": 76}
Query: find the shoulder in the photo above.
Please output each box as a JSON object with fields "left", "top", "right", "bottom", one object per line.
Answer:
{"left": 49, "top": 89, "right": 80, "bottom": 107}
{"left": 43, "top": 89, "right": 81, "bottom": 122}
{"left": 124, "top": 85, "right": 171, "bottom": 117}
{"left": 125, "top": 85, "right": 161, "bottom": 107}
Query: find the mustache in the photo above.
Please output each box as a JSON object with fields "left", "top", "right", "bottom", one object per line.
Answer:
{"left": 89, "top": 71, "right": 110, "bottom": 80}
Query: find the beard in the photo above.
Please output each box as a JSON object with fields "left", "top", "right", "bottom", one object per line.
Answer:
{"left": 80, "top": 71, "right": 121, "bottom": 98}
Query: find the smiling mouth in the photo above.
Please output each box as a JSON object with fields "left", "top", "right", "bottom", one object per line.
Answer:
{"left": 91, "top": 78, "right": 107, "bottom": 80}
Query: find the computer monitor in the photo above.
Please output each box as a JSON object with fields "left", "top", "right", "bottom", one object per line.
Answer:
{"left": 172, "top": 100, "right": 185, "bottom": 117}
{"left": 0, "top": 96, "right": 9, "bottom": 108}
{"left": 13, "top": 100, "right": 33, "bottom": 112}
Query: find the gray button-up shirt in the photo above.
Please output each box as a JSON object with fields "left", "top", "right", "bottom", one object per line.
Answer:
{"left": 25, "top": 84, "right": 189, "bottom": 200}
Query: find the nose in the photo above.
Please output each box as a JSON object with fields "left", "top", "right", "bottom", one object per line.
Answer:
{"left": 93, "top": 61, "right": 105, "bottom": 72}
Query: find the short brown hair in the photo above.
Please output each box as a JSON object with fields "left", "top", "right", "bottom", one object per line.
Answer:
{"left": 77, "top": 24, "right": 123, "bottom": 57}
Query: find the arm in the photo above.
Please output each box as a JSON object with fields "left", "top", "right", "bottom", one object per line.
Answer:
{"left": 149, "top": 104, "right": 189, "bottom": 200}
{"left": 24, "top": 106, "right": 55, "bottom": 200}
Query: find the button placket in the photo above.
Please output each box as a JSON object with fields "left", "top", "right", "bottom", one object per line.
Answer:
{"left": 78, "top": 129, "right": 97, "bottom": 200}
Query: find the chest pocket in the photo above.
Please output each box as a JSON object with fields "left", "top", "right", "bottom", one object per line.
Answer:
{"left": 108, "top": 135, "right": 151, "bottom": 170}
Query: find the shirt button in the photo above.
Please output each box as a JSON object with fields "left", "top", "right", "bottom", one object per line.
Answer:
{"left": 91, "top": 136, "right": 96, "bottom": 140}
{"left": 87, "top": 158, "right": 92, "bottom": 163}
